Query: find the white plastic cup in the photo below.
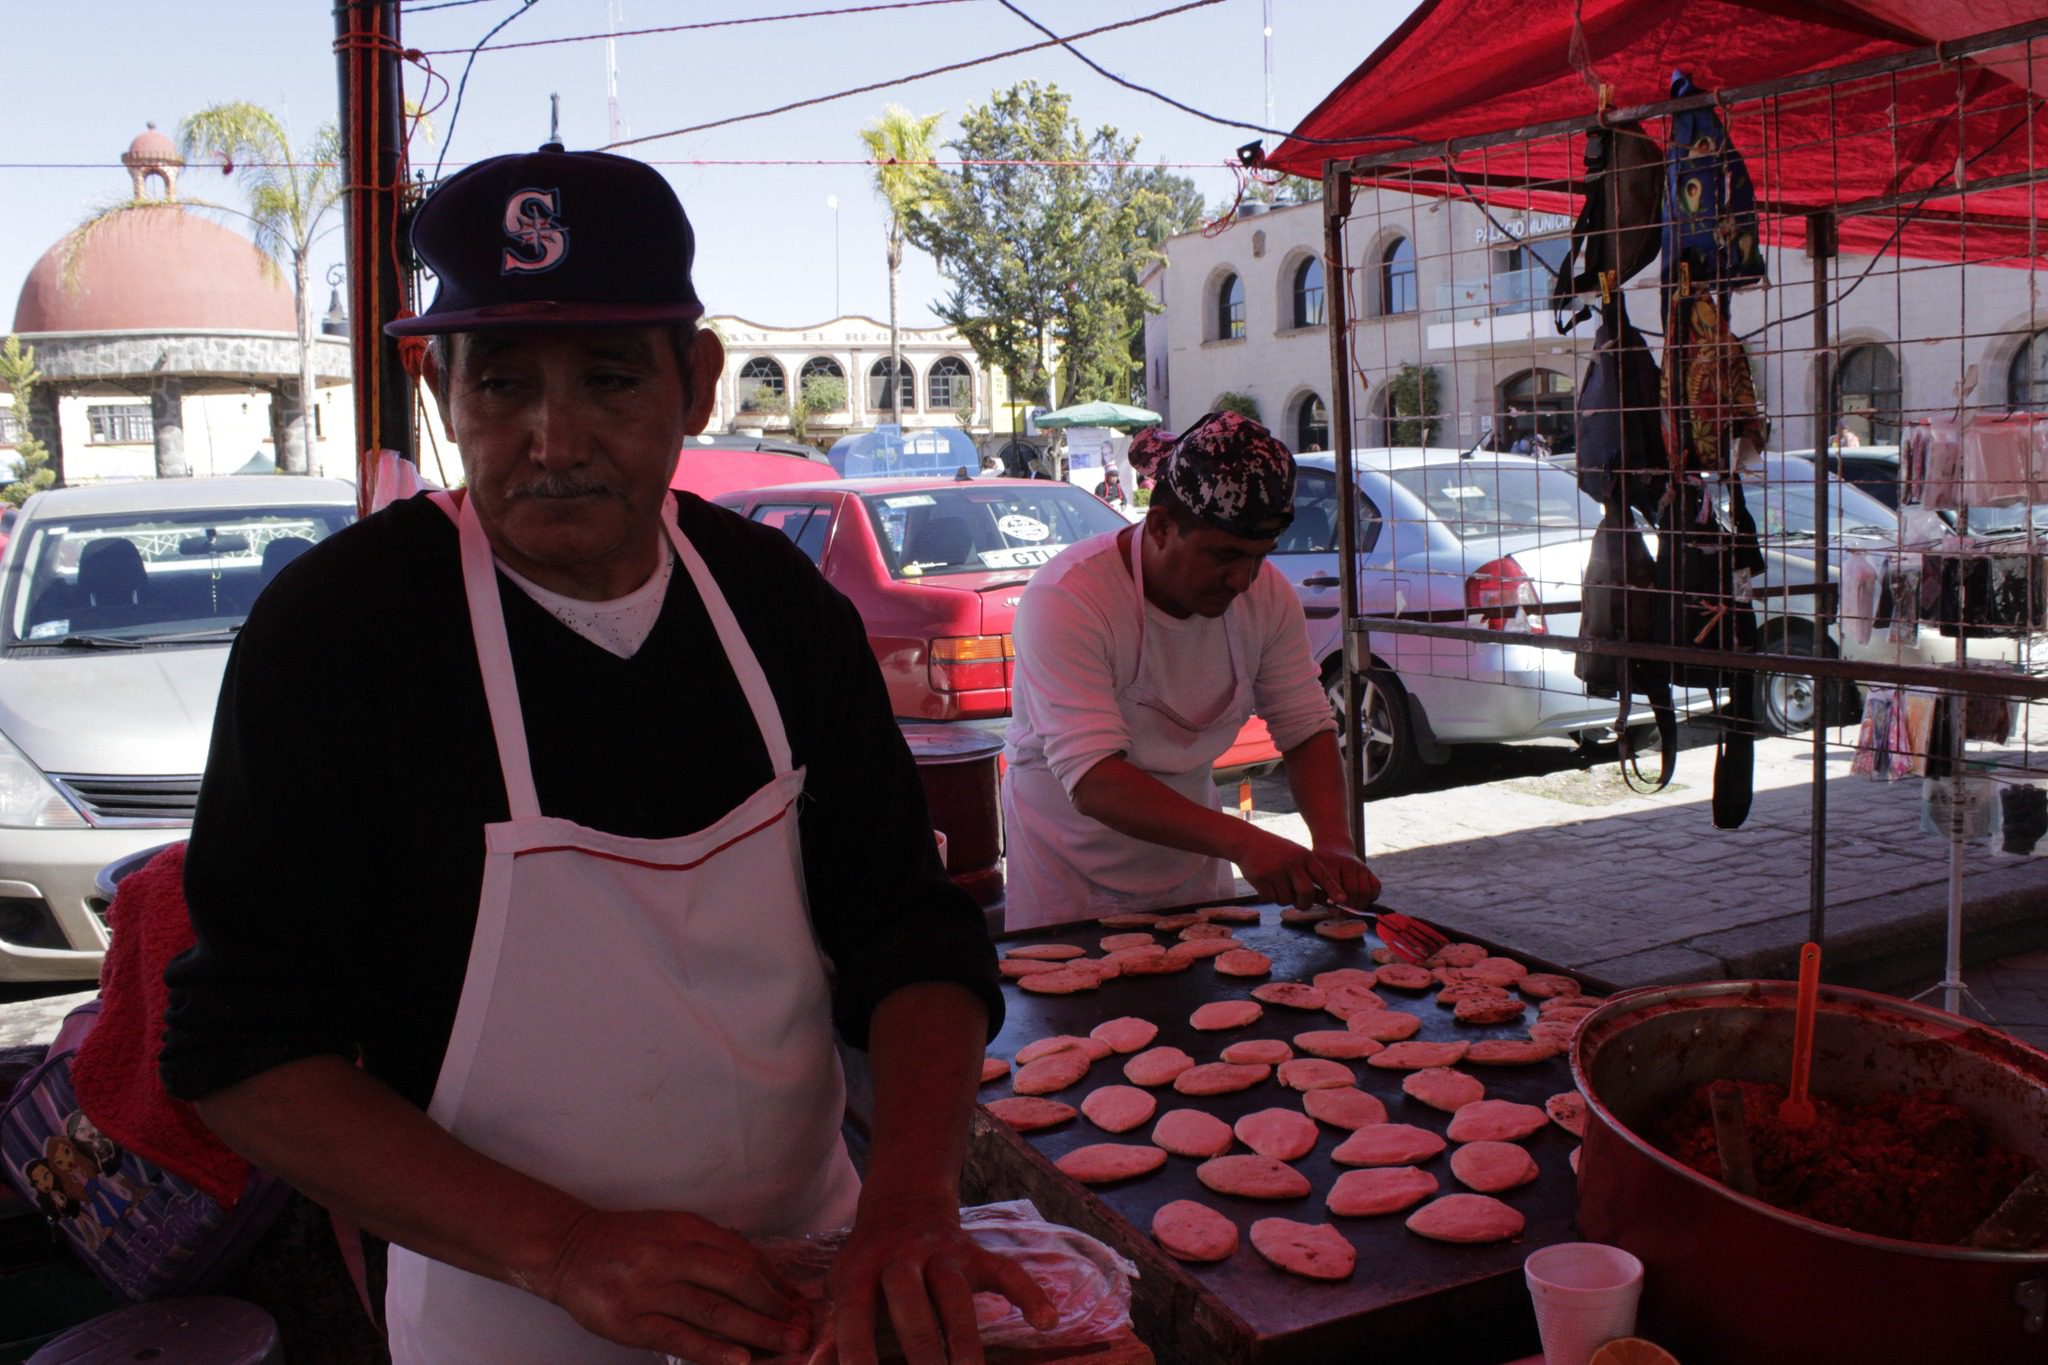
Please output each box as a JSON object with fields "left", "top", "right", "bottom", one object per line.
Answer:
{"left": 1523, "top": 1241, "right": 1644, "bottom": 1365}
{"left": 934, "top": 828, "right": 950, "bottom": 869}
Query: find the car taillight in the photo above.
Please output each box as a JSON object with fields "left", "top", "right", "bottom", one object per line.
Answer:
{"left": 1465, "top": 557, "right": 1546, "bottom": 633}
{"left": 930, "top": 634, "right": 1014, "bottom": 691}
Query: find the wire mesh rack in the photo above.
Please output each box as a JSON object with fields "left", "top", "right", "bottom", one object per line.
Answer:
{"left": 1302, "top": 18, "right": 2048, "bottom": 1018}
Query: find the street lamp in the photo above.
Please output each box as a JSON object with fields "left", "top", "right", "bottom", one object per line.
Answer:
{"left": 825, "top": 194, "right": 841, "bottom": 318}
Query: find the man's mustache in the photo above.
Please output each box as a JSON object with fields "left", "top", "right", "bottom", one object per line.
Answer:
{"left": 506, "top": 476, "right": 620, "bottom": 500}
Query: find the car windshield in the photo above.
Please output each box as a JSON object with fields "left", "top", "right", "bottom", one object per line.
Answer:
{"left": 862, "top": 483, "right": 1125, "bottom": 578}
{"left": 1387, "top": 460, "right": 1598, "bottom": 539}
{"left": 1950, "top": 502, "right": 2044, "bottom": 537}
{"left": 1744, "top": 457, "right": 1900, "bottom": 539}
{"left": 4, "top": 503, "right": 356, "bottom": 648}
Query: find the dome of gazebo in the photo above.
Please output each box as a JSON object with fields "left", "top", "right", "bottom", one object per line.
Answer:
{"left": 13, "top": 203, "right": 296, "bottom": 335}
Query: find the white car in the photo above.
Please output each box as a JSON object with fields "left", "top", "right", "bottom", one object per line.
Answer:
{"left": 0, "top": 476, "right": 357, "bottom": 981}
{"left": 1277, "top": 449, "right": 1712, "bottom": 793}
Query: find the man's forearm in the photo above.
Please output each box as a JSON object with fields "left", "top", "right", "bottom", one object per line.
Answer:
{"left": 858, "top": 981, "right": 988, "bottom": 1212}
{"left": 1068, "top": 755, "right": 1259, "bottom": 865}
{"left": 197, "top": 1055, "right": 588, "bottom": 1294}
{"left": 1284, "top": 730, "right": 1355, "bottom": 853}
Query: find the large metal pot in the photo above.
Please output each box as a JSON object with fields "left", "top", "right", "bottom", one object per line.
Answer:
{"left": 898, "top": 723, "right": 1004, "bottom": 908}
{"left": 1572, "top": 981, "right": 2048, "bottom": 1364}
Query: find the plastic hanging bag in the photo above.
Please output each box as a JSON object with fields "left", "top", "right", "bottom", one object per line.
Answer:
{"left": 683, "top": 1201, "right": 1135, "bottom": 1365}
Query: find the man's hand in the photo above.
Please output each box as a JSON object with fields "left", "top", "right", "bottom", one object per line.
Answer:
{"left": 541, "top": 1208, "right": 812, "bottom": 1365}
{"left": 824, "top": 1193, "right": 1055, "bottom": 1365}
{"left": 1312, "top": 843, "right": 1381, "bottom": 909}
{"left": 1230, "top": 826, "right": 1378, "bottom": 910}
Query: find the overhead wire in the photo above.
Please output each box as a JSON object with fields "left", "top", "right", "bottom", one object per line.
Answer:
{"left": 599, "top": 0, "right": 1228, "bottom": 152}
{"left": 417, "top": 0, "right": 977, "bottom": 55}
{"left": 994, "top": 0, "right": 1412, "bottom": 148}
{"left": 434, "top": 0, "right": 542, "bottom": 179}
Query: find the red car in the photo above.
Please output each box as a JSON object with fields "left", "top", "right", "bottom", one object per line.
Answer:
{"left": 710, "top": 476, "right": 1281, "bottom": 778}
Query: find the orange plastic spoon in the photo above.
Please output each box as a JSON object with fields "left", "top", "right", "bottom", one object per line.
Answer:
{"left": 1778, "top": 941, "right": 1822, "bottom": 1128}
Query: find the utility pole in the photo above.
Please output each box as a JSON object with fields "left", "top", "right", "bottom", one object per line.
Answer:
{"left": 1263, "top": 0, "right": 1275, "bottom": 132}
{"left": 606, "top": 0, "right": 626, "bottom": 146}
{"left": 334, "top": 0, "right": 414, "bottom": 504}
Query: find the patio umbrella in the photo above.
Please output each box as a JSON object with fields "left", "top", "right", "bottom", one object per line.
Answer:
{"left": 1034, "top": 400, "right": 1162, "bottom": 431}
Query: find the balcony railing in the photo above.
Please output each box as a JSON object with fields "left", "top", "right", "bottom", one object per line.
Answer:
{"left": 1433, "top": 268, "right": 1554, "bottom": 324}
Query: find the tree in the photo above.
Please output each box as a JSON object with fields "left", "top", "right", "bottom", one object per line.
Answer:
{"left": 1213, "top": 390, "right": 1262, "bottom": 423}
{"left": 1384, "top": 363, "right": 1442, "bottom": 446}
{"left": 1119, "top": 163, "right": 1207, "bottom": 402}
{"left": 859, "top": 106, "right": 944, "bottom": 422}
{"left": 901, "top": 83, "right": 1170, "bottom": 418}
{"left": 179, "top": 103, "right": 343, "bottom": 475}
{"left": 1243, "top": 173, "right": 1323, "bottom": 207}
{"left": 788, "top": 373, "right": 846, "bottom": 446}
{"left": 0, "top": 338, "right": 56, "bottom": 506}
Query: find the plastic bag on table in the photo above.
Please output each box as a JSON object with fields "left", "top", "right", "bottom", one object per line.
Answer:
{"left": 704, "top": 1200, "right": 1135, "bottom": 1364}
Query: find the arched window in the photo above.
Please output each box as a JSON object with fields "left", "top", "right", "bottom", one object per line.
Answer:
{"left": 799, "top": 356, "right": 844, "bottom": 383}
{"left": 737, "top": 357, "right": 785, "bottom": 410}
{"left": 1835, "top": 344, "right": 1900, "bottom": 444}
{"left": 928, "top": 356, "right": 973, "bottom": 412}
{"left": 1380, "top": 238, "right": 1416, "bottom": 316}
{"left": 1217, "top": 273, "right": 1245, "bottom": 340}
{"left": 1295, "top": 394, "right": 1329, "bottom": 453}
{"left": 2008, "top": 332, "right": 2048, "bottom": 410}
{"left": 1498, "top": 369, "right": 1575, "bottom": 452}
{"left": 1292, "top": 258, "right": 1326, "bottom": 329}
{"left": 868, "top": 357, "right": 916, "bottom": 411}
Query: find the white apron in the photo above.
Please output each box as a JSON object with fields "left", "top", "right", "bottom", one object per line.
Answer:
{"left": 1003, "top": 528, "right": 1250, "bottom": 930}
{"left": 386, "top": 492, "right": 861, "bottom": 1364}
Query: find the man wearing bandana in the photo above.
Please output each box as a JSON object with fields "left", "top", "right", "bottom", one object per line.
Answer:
{"left": 1001, "top": 411, "right": 1380, "bottom": 930}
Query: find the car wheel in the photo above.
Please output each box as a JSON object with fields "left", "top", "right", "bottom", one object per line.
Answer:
{"left": 1754, "top": 625, "right": 1832, "bottom": 735}
{"left": 1325, "top": 661, "right": 1419, "bottom": 796}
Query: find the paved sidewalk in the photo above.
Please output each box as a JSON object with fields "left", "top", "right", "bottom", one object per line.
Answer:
{"left": 1243, "top": 720, "right": 2048, "bottom": 1049}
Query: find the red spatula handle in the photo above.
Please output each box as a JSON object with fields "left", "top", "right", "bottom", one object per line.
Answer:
{"left": 1782, "top": 941, "right": 1822, "bottom": 1125}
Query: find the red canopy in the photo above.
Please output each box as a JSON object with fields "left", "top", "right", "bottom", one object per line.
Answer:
{"left": 1268, "top": 0, "right": 2048, "bottom": 265}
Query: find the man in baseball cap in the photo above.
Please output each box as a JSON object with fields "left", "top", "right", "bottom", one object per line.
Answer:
{"left": 1002, "top": 409, "right": 1380, "bottom": 930}
{"left": 166, "top": 146, "right": 1044, "bottom": 1363}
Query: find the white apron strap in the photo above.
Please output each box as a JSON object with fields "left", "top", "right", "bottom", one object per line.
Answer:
{"left": 660, "top": 501, "right": 794, "bottom": 778}
{"left": 432, "top": 490, "right": 545, "bottom": 821}
{"left": 430, "top": 490, "right": 793, "bottom": 808}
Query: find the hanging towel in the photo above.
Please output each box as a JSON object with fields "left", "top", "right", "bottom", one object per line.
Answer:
{"left": 69, "top": 843, "right": 251, "bottom": 1208}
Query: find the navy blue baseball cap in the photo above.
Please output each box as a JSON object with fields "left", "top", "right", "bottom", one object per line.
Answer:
{"left": 386, "top": 146, "right": 703, "bottom": 337}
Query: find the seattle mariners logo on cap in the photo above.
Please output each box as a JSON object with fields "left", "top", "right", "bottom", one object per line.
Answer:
{"left": 500, "top": 188, "right": 568, "bottom": 275}
{"left": 386, "top": 146, "right": 704, "bottom": 337}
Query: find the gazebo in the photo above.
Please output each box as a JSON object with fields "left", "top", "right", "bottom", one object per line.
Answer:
{"left": 9, "top": 126, "right": 350, "bottom": 480}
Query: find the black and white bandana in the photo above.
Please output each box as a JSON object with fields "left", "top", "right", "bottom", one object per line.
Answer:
{"left": 1157, "top": 410, "right": 1296, "bottom": 539}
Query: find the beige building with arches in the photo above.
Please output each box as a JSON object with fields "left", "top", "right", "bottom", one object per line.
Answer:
{"left": 1143, "top": 195, "right": 2045, "bottom": 457}
{"left": 705, "top": 314, "right": 1018, "bottom": 454}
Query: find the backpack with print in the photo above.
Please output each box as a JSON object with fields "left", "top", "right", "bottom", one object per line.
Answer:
{"left": 0, "top": 999, "right": 290, "bottom": 1301}
{"left": 1661, "top": 71, "right": 1767, "bottom": 298}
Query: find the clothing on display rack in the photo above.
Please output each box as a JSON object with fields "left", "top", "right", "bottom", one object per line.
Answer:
{"left": 1926, "top": 550, "right": 2046, "bottom": 638}
{"left": 1907, "top": 417, "right": 1963, "bottom": 511}
{"left": 1841, "top": 551, "right": 1881, "bottom": 645}
{"left": 1962, "top": 414, "right": 2037, "bottom": 507}
{"left": 2001, "top": 785, "right": 2047, "bottom": 854}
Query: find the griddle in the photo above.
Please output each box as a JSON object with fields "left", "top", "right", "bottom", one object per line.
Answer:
{"left": 967, "top": 900, "right": 1583, "bottom": 1365}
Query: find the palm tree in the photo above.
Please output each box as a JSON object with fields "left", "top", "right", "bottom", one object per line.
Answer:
{"left": 179, "top": 104, "right": 342, "bottom": 474}
{"left": 858, "top": 106, "right": 943, "bottom": 425}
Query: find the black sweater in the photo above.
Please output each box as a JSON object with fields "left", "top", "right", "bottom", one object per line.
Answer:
{"left": 162, "top": 491, "right": 1001, "bottom": 1109}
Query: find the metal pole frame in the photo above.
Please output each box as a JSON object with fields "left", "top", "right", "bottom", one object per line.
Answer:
{"left": 1322, "top": 167, "right": 1364, "bottom": 854}
{"left": 1806, "top": 209, "right": 1837, "bottom": 947}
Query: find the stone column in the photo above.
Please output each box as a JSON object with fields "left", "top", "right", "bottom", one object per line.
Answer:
{"left": 150, "top": 377, "right": 187, "bottom": 479}
{"left": 26, "top": 386, "right": 62, "bottom": 488}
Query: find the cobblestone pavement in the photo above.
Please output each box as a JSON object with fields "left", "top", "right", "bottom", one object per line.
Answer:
{"left": 1242, "top": 718, "right": 2048, "bottom": 1049}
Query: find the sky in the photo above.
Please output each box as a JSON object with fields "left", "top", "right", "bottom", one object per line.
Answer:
{"left": 2, "top": 0, "right": 1409, "bottom": 333}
